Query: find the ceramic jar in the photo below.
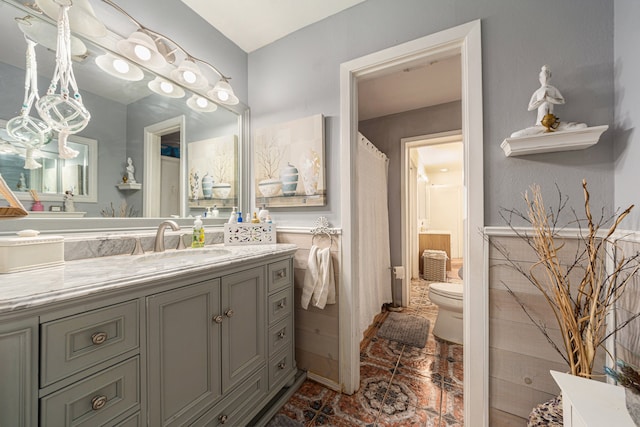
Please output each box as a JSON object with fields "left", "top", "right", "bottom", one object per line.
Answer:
{"left": 201, "top": 174, "right": 214, "bottom": 199}
{"left": 280, "top": 162, "right": 299, "bottom": 197}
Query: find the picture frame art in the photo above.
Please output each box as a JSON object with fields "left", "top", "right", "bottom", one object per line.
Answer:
{"left": 254, "top": 114, "right": 325, "bottom": 208}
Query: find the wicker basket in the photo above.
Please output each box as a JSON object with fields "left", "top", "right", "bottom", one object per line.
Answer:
{"left": 422, "top": 249, "right": 448, "bottom": 282}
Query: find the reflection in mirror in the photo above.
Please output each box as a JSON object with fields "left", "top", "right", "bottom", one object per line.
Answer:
{"left": 0, "top": 0, "right": 246, "bottom": 223}
{"left": 0, "top": 119, "right": 97, "bottom": 205}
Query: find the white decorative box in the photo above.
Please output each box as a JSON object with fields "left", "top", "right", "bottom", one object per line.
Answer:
{"left": 0, "top": 235, "right": 64, "bottom": 273}
{"left": 224, "top": 223, "right": 276, "bottom": 245}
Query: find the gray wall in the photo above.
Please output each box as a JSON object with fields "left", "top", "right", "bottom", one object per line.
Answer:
{"left": 359, "top": 101, "right": 462, "bottom": 267}
{"left": 614, "top": 0, "right": 640, "bottom": 230}
{"left": 248, "top": 0, "right": 615, "bottom": 228}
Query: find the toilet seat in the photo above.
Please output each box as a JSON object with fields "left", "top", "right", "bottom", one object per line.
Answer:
{"left": 429, "top": 282, "right": 463, "bottom": 300}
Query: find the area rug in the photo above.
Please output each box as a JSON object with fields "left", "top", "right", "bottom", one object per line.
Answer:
{"left": 377, "top": 312, "right": 430, "bottom": 348}
{"left": 266, "top": 414, "right": 305, "bottom": 427}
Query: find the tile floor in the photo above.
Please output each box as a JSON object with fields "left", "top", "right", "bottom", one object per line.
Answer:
{"left": 275, "top": 271, "right": 464, "bottom": 426}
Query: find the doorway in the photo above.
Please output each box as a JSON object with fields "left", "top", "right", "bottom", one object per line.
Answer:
{"left": 143, "top": 115, "right": 186, "bottom": 217}
{"left": 339, "top": 20, "right": 485, "bottom": 424}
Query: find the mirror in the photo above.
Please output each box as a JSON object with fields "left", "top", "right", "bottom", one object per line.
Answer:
{"left": 0, "top": 0, "right": 247, "bottom": 224}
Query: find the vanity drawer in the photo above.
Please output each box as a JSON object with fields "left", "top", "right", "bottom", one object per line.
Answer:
{"left": 268, "top": 317, "right": 293, "bottom": 358}
{"left": 41, "top": 300, "right": 139, "bottom": 387}
{"left": 191, "top": 368, "right": 267, "bottom": 427}
{"left": 40, "top": 356, "right": 140, "bottom": 427}
{"left": 269, "top": 347, "right": 295, "bottom": 390}
{"left": 268, "top": 259, "right": 292, "bottom": 293}
{"left": 268, "top": 288, "right": 292, "bottom": 325}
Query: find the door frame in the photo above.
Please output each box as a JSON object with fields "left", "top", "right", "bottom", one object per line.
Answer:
{"left": 143, "top": 115, "right": 186, "bottom": 217}
{"left": 339, "top": 19, "right": 487, "bottom": 424}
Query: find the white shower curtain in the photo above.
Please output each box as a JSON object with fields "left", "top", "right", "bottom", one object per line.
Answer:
{"left": 357, "top": 132, "right": 392, "bottom": 340}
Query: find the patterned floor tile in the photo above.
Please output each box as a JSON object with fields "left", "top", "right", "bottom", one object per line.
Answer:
{"left": 362, "top": 336, "right": 404, "bottom": 367}
{"left": 440, "top": 382, "right": 464, "bottom": 426}
{"left": 374, "top": 406, "right": 441, "bottom": 427}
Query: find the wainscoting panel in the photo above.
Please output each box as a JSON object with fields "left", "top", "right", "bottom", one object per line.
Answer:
{"left": 614, "top": 239, "right": 640, "bottom": 369}
{"left": 277, "top": 231, "right": 341, "bottom": 388}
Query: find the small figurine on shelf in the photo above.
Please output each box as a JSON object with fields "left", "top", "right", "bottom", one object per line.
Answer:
{"left": 17, "top": 173, "right": 26, "bottom": 191}
{"left": 510, "top": 65, "right": 587, "bottom": 137}
{"left": 64, "top": 190, "right": 75, "bottom": 212}
{"left": 126, "top": 157, "right": 136, "bottom": 183}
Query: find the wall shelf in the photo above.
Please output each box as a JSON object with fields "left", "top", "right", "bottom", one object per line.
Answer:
{"left": 116, "top": 183, "right": 142, "bottom": 191}
{"left": 501, "top": 125, "right": 608, "bottom": 157}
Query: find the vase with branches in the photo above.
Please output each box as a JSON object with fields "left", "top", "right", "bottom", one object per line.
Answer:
{"left": 492, "top": 179, "right": 640, "bottom": 379}
{"left": 211, "top": 149, "right": 232, "bottom": 199}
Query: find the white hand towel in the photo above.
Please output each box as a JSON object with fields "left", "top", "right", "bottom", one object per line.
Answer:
{"left": 312, "top": 247, "right": 336, "bottom": 309}
{"left": 301, "top": 245, "right": 320, "bottom": 309}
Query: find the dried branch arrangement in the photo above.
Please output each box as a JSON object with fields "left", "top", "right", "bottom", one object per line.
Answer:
{"left": 493, "top": 179, "right": 640, "bottom": 378}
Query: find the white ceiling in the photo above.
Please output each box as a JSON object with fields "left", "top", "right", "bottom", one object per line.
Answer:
{"left": 417, "top": 141, "right": 463, "bottom": 176}
{"left": 181, "top": 0, "right": 367, "bottom": 53}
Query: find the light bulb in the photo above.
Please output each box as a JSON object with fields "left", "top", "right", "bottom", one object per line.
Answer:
{"left": 113, "top": 58, "right": 130, "bottom": 74}
{"left": 183, "top": 70, "right": 197, "bottom": 84}
{"left": 134, "top": 44, "right": 151, "bottom": 61}
{"left": 217, "top": 90, "right": 229, "bottom": 102}
{"left": 196, "top": 97, "right": 208, "bottom": 108}
{"left": 160, "top": 81, "right": 174, "bottom": 94}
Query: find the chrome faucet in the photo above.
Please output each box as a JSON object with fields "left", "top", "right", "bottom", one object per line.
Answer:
{"left": 154, "top": 220, "right": 180, "bottom": 252}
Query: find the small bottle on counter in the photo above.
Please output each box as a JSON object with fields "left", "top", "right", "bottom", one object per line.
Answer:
{"left": 251, "top": 212, "right": 260, "bottom": 223}
{"left": 237, "top": 211, "right": 243, "bottom": 223}
{"left": 228, "top": 206, "right": 237, "bottom": 224}
{"left": 192, "top": 215, "right": 205, "bottom": 248}
{"left": 211, "top": 205, "right": 219, "bottom": 218}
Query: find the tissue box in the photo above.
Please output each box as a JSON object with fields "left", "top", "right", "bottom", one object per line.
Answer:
{"left": 0, "top": 235, "right": 64, "bottom": 273}
{"left": 224, "top": 223, "right": 276, "bottom": 245}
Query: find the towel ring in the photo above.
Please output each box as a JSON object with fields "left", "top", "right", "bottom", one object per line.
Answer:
{"left": 312, "top": 231, "right": 334, "bottom": 247}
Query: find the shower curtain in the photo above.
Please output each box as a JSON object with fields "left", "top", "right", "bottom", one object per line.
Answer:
{"left": 357, "top": 132, "right": 392, "bottom": 340}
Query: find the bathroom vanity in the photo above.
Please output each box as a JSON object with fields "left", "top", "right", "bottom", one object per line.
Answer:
{"left": 0, "top": 244, "right": 297, "bottom": 427}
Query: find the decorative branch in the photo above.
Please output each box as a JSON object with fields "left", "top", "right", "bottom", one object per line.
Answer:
{"left": 489, "top": 179, "right": 640, "bottom": 378}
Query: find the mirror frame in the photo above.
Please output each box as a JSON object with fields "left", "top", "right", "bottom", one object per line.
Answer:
{"left": 0, "top": 0, "right": 250, "bottom": 234}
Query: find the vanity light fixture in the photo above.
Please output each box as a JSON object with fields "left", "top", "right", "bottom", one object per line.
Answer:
{"left": 102, "top": 0, "right": 239, "bottom": 106}
{"left": 148, "top": 76, "right": 185, "bottom": 99}
{"left": 208, "top": 78, "right": 239, "bottom": 106}
{"left": 171, "top": 58, "right": 208, "bottom": 89}
{"left": 16, "top": 15, "right": 88, "bottom": 58}
{"left": 186, "top": 94, "right": 218, "bottom": 113}
{"left": 35, "top": 0, "right": 107, "bottom": 38}
{"left": 95, "top": 53, "right": 144, "bottom": 81}
{"left": 116, "top": 30, "right": 169, "bottom": 70}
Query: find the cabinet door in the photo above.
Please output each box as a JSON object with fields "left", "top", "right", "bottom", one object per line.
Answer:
{"left": 221, "top": 267, "right": 265, "bottom": 393}
{"left": 0, "top": 317, "right": 38, "bottom": 427}
{"left": 147, "top": 279, "right": 221, "bottom": 427}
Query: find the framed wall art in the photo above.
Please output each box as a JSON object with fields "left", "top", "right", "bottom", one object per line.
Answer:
{"left": 254, "top": 114, "right": 325, "bottom": 208}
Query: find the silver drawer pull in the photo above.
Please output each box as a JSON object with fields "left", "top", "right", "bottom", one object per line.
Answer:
{"left": 225, "top": 309, "right": 234, "bottom": 318}
{"left": 276, "top": 270, "right": 286, "bottom": 279}
{"left": 278, "top": 330, "right": 286, "bottom": 339}
{"left": 219, "top": 414, "right": 228, "bottom": 424}
{"left": 91, "top": 332, "right": 108, "bottom": 345}
{"left": 213, "top": 315, "right": 224, "bottom": 324}
{"left": 277, "top": 300, "right": 286, "bottom": 309}
{"left": 278, "top": 362, "right": 286, "bottom": 370}
{"left": 91, "top": 395, "right": 107, "bottom": 411}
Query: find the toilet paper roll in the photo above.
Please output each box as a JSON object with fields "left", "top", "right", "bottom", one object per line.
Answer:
{"left": 392, "top": 266, "right": 405, "bottom": 280}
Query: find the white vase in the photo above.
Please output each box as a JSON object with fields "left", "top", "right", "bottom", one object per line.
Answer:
{"left": 212, "top": 182, "right": 231, "bottom": 199}
{"left": 258, "top": 178, "right": 282, "bottom": 197}
{"left": 300, "top": 158, "right": 319, "bottom": 196}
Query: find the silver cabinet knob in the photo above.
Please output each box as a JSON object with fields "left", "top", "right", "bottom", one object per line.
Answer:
{"left": 276, "top": 270, "right": 286, "bottom": 279}
{"left": 91, "top": 395, "right": 107, "bottom": 411}
{"left": 225, "top": 309, "right": 234, "bottom": 318}
{"left": 213, "top": 315, "right": 223, "bottom": 324}
{"left": 277, "top": 300, "right": 286, "bottom": 309}
{"left": 91, "top": 332, "right": 108, "bottom": 345}
{"left": 278, "top": 330, "right": 286, "bottom": 339}
{"left": 219, "top": 414, "right": 228, "bottom": 424}
{"left": 278, "top": 362, "right": 286, "bottom": 370}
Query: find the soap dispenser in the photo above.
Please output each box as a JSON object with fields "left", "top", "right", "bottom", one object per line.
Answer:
{"left": 192, "top": 215, "right": 205, "bottom": 248}
{"left": 211, "top": 205, "right": 219, "bottom": 218}
{"left": 237, "top": 211, "right": 243, "bottom": 223}
{"left": 228, "top": 207, "right": 237, "bottom": 224}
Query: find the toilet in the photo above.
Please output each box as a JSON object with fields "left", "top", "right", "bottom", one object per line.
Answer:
{"left": 428, "top": 282, "right": 463, "bottom": 345}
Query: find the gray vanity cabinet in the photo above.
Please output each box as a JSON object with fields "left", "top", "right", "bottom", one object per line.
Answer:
{"left": 147, "top": 266, "right": 267, "bottom": 427}
{"left": 0, "top": 317, "right": 38, "bottom": 427}
{"left": 147, "top": 278, "right": 222, "bottom": 427}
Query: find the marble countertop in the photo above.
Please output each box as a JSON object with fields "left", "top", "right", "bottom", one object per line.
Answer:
{"left": 0, "top": 243, "right": 297, "bottom": 314}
